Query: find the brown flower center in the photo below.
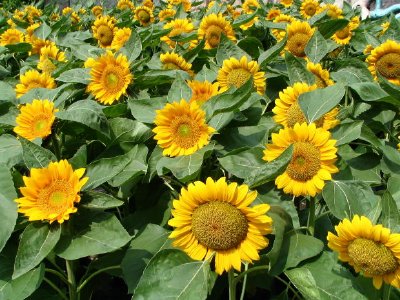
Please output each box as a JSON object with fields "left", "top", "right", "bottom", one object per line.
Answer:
{"left": 376, "top": 53, "right": 400, "bottom": 79}
{"left": 138, "top": 10, "right": 150, "bottom": 23}
{"left": 205, "top": 25, "right": 223, "bottom": 48}
{"left": 335, "top": 27, "right": 350, "bottom": 40}
{"left": 287, "top": 33, "right": 310, "bottom": 57}
{"left": 171, "top": 116, "right": 201, "bottom": 149}
{"left": 38, "top": 180, "right": 74, "bottom": 215}
{"left": 286, "top": 102, "right": 324, "bottom": 128}
{"left": 97, "top": 25, "right": 114, "bottom": 46}
{"left": 304, "top": 4, "right": 317, "bottom": 16}
{"left": 226, "top": 68, "right": 251, "bottom": 88}
{"left": 286, "top": 141, "right": 321, "bottom": 181}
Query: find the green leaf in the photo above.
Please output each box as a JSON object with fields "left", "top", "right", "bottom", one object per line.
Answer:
{"left": 0, "top": 134, "right": 22, "bottom": 168}
{"left": 285, "top": 52, "right": 314, "bottom": 85}
{"left": 5, "top": 43, "right": 32, "bottom": 53}
{"left": 55, "top": 210, "right": 131, "bottom": 260}
{"left": 80, "top": 191, "right": 124, "bottom": 209}
{"left": 305, "top": 30, "right": 329, "bottom": 63}
{"left": 9, "top": 264, "right": 44, "bottom": 300}
{"left": 119, "top": 29, "right": 142, "bottom": 64}
{"left": 133, "top": 249, "right": 216, "bottom": 300}
{"left": 109, "top": 118, "right": 153, "bottom": 147}
{"left": 35, "top": 22, "right": 52, "bottom": 40}
{"left": 380, "top": 191, "right": 400, "bottom": 233}
{"left": 0, "top": 81, "right": 16, "bottom": 102}
{"left": 20, "top": 138, "right": 57, "bottom": 169}
{"left": 258, "top": 36, "right": 288, "bottom": 69}
{"left": 317, "top": 18, "right": 349, "bottom": 38}
{"left": 216, "top": 35, "right": 250, "bottom": 65}
{"left": 135, "top": 70, "right": 191, "bottom": 88}
{"left": 388, "top": 175, "right": 400, "bottom": 207}
{"left": 330, "top": 62, "right": 373, "bottom": 85}
{"left": 56, "top": 68, "right": 90, "bottom": 84}
{"left": 379, "top": 76, "right": 400, "bottom": 105}
{"left": 128, "top": 96, "right": 168, "bottom": 124}
{"left": 331, "top": 121, "right": 363, "bottom": 146}
{"left": 298, "top": 84, "right": 345, "bottom": 123}
{"left": 167, "top": 73, "right": 192, "bottom": 103}
{"left": 13, "top": 223, "right": 61, "bottom": 279}
{"left": 350, "top": 82, "right": 397, "bottom": 105}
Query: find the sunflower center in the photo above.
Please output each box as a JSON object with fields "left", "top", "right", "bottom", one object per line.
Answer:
{"left": 34, "top": 117, "right": 49, "bottom": 133}
{"left": 38, "top": 180, "right": 74, "bottom": 214}
{"left": 335, "top": 27, "right": 350, "bottom": 39}
{"left": 286, "top": 141, "right": 321, "bottom": 181}
{"left": 163, "top": 62, "right": 179, "bottom": 70}
{"left": 191, "top": 201, "right": 248, "bottom": 250}
{"left": 287, "top": 33, "right": 309, "bottom": 57}
{"left": 348, "top": 238, "right": 398, "bottom": 276}
{"left": 97, "top": 25, "right": 114, "bottom": 46}
{"left": 178, "top": 124, "right": 191, "bottom": 136}
{"left": 286, "top": 102, "right": 324, "bottom": 128}
{"left": 205, "top": 25, "right": 223, "bottom": 48}
{"left": 102, "top": 66, "right": 125, "bottom": 92}
{"left": 8, "top": 35, "right": 20, "bottom": 44}
{"left": 138, "top": 10, "right": 150, "bottom": 23}
{"left": 226, "top": 68, "right": 251, "bottom": 88}
{"left": 172, "top": 116, "right": 201, "bottom": 149}
{"left": 27, "top": 80, "right": 45, "bottom": 89}
{"left": 304, "top": 4, "right": 317, "bottom": 15}
{"left": 376, "top": 53, "right": 400, "bottom": 79}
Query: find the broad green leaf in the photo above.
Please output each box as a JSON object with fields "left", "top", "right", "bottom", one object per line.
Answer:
{"left": 134, "top": 249, "right": 216, "bottom": 300}
{"left": 0, "top": 82, "right": 16, "bottom": 102}
{"left": 298, "top": 84, "right": 345, "bottom": 123}
{"left": 330, "top": 64, "right": 373, "bottom": 84}
{"left": 5, "top": 43, "right": 32, "bottom": 53}
{"left": 0, "top": 134, "right": 22, "bottom": 168}
{"left": 167, "top": 73, "right": 192, "bottom": 103}
{"left": 216, "top": 35, "right": 250, "bottom": 65}
{"left": 71, "top": 44, "right": 103, "bottom": 61}
{"left": 55, "top": 210, "right": 131, "bottom": 260}
{"left": 34, "top": 22, "right": 52, "bottom": 40}
{"left": 119, "top": 29, "right": 142, "bottom": 64}
{"left": 20, "top": 138, "right": 57, "bottom": 169}
{"left": 135, "top": 70, "right": 191, "bottom": 88}
{"left": 128, "top": 96, "right": 168, "bottom": 124}
{"left": 380, "top": 191, "right": 400, "bottom": 232}
{"left": 56, "top": 68, "right": 90, "bottom": 84}
{"left": 317, "top": 18, "right": 349, "bottom": 38}
{"left": 80, "top": 191, "right": 124, "bottom": 209}
{"left": 382, "top": 144, "right": 400, "bottom": 176}
{"left": 305, "top": 30, "right": 329, "bottom": 63}
{"left": 258, "top": 36, "right": 288, "bottom": 68}
{"left": 9, "top": 264, "right": 44, "bottom": 300}
{"left": 331, "top": 121, "right": 363, "bottom": 146}
{"left": 109, "top": 118, "right": 153, "bottom": 147}
{"left": 285, "top": 52, "right": 314, "bottom": 85}
{"left": 13, "top": 223, "right": 61, "bottom": 279}
{"left": 194, "top": 65, "right": 218, "bottom": 82}
{"left": 57, "top": 30, "right": 92, "bottom": 47}
{"left": 388, "top": 175, "right": 400, "bottom": 207}
{"left": 237, "top": 37, "right": 263, "bottom": 58}
{"left": 232, "top": 11, "right": 258, "bottom": 28}
{"left": 350, "top": 82, "right": 397, "bottom": 105}
{"left": 379, "top": 76, "right": 400, "bottom": 106}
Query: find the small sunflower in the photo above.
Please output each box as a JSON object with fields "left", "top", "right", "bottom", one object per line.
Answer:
{"left": 111, "top": 27, "right": 131, "bottom": 51}
{"left": 134, "top": 6, "right": 154, "bottom": 26}
{"left": 86, "top": 51, "right": 132, "bottom": 105}
{"left": 187, "top": 80, "right": 219, "bottom": 105}
{"left": 198, "top": 13, "right": 236, "bottom": 50}
{"left": 160, "top": 52, "right": 194, "bottom": 76}
{"left": 161, "top": 19, "right": 197, "bottom": 49}
{"left": 306, "top": 62, "right": 334, "bottom": 88}
{"left": 281, "top": 0, "right": 293, "bottom": 7}
{"left": 349, "top": 16, "right": 360, "bottom": 30}
{"left": 263, "top": 122, "right": 339, "bottom": 197}
{"left": 38, "top": 44, "right": 66, "bottom": 74}
{"left": 300, "top": 0, "right": 321, "bottom": 19}
{"left": 25, "top": 5, "right": 42, "bottom": 24}
{"left": 91, "top": 6, "right": 103, "bottom": 17}
{"left": 50, "top": 12, "right": 60, "bottom": 22}
{"left": 266, "top": 8, "right": 281, "bottom": 20}
{"left": 168, "top": 0, "right": 191, "bottom": 12}
{"left": 70, "top": 12, "right": 80, "bottom": 25}
{"left": 117, "top": 0, "right": 135, "bottom": 10}
{"left": 285, "top": 20, "right": 315, "bottom": 58}
{"left": 15, "top": 70, "right": 56, "bottom": 98}
{"left": 240, "top": 16, "right": 259, "bottom": 31}
{"left": 323, "top": 4, "right": 343, "bottom": 19}
{"left": 217, "top": 56, "right": 266, "bottom": 94}
{"left": 363, "top": 44, "right": 374, "bottom": 55}
{"left": 153, "top": 100, "right": 215, "bottom": 157}
{"left": 380, "top": 21, "right": 390, "bottom": 36}
{"left": 27, "top": 38, "right": 54, "bottom": 56}
{"left": 92, "top": 15, "right": 117, "bottom": 48}
{"left": 62, "top": 7, "right": 73, "bottom": 15}
{"left": 14, "top": 99, "right": 58, "bottom": 141}
{"left": 328, "top": 215, "right": 400, "bottom": 289}
{"left": 168, "top": 177, "right": 273, "bottom": 274}
{"left": 332, "top": 24, "right": 353, "bottom": 45}
{"left": 271, "top": 14, "right": 295, "bottom": 41}
{"left": 143, "top": 0, "right": 155, "bottom": 9}
{"left": 227, "top": 5, "right": 241, "bottom": 19}
{"left": 158, "top": 8, "right": 176, "bottom": 21}
{"left": 0, "top": 28, "right": 24, "bottom": 46}
{"left": 26, "top": 23, "right": 41, "bottom": 37}
{"left": 242, "top": 0, "right": 260, "bottom": 14}
{"left": 16, "top": 160, "right": 88, "bottom": 224}
{"left": 272, "top": 82, "right": 339, "bottom": 130}
{"left": 366, "top": 40, "right": 400, "bottom": 86}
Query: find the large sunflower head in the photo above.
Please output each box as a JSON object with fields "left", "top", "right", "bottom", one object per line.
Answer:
{"left": 285, "top": 20, "right": 316, "bottom": 58}
{"left": 168, "top": 177, "right": 273, "bottom": 274}
{"left": 187, "top": 80, "right": 219, "bottom": 105}
{"left": 242, "top": 0, "right": 260, "bottom": 14}
{"left": 300, "top": 0, "right": 321, "bottom": 19}
{"left": 153, "top": 100, "right": 215, "bottom": 157}
{"left": 307, "top": 62, "right": 334, "bottom": 88}
{"left": 217, "top": 56, "right": 266, "bottom": 94}
{"left": 328, "top": 215, "right": 400, "bottom": 289}
{"left": 271, "top": 14, "right": 295, "bottom": 41}
{"left": 366, "top": 40, "right": 400, "bottom": 86}
{"left": 134, "top": 6, "right": 155, "bottom": 27}
{"left": 0, "top": 28, "right": 24, "bottom": 46}
{"left": 15, "top": 70, "right": 56, "bottom": 98}
{"left": 91, "top": 6, "right": 103, "bottom": 17}
{"left": 161, "top": 19, "right": 196, "bottom": 49}
{"left": 38, "top": 44, "right": 66, "bottom": 74}
{"left": 263, "top": 122, "right": 339, "bottom": 197}
{"left": 14, "top": 99, "right": 58, "bottom": 141}
{"left": 160, "top": 52, "right": 194, "bottom": 76}
{"left": 111, "top": 27, "right": 131, "bottom": 51}
{"left": 16, "top": 160, "right": 88, "bottom": 224}
{"left": 266, "top": 8, "right": 281, "bottom": 20}
{"left": 198, "top": 13, "right": 236, "bottom": 50}
{"left": 86, "top": 51, "right": 132, "bottom": 105}
{"left": 92, "top": 15, "right": 117, "bottom": 48}
{"left": 117, "top": 0, "right": 135, "bottom": 10}
{"left": 332, "top": 24, "right": 353, "bottom": 45}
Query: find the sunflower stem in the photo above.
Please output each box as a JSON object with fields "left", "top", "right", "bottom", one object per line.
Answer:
{"left": 239, "top": 263, "right": 249, "bottom": 300}
{"left": 45, "top": 268, "right": 70, "bottom": 286}
{"left": 52, "top": 133, "right": 61, "bottom": 160}
{"left": 43, "top": 277, "right": 69, "bottom": 300}
{"left": 233, "top": 265, "right": 269, "bottom": 284}
{"left": 308, "top": 197, "right": 316, "bottom": 236}
{"left": 77, "top": 265, "right": 120, "bottom": 293}
{"left": 66, "top": 260, "right": 77, "bottom": 300}
{"left": 228, "top": 269, "right": 236, "bottom": 300}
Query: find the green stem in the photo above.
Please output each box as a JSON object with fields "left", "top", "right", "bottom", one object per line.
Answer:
{"left": 239, "top": 263, "right": 248, "bottom": 300}
{"left": 45, "top": 268, "right": 70, "bottom": 286}
{"left": 66, "top": 260, "right": 77, "bottom": 300}
{"left": 52, "top": 134, "right": 61, "bottom": 160}
{"left": 43, "top": 277, "right": 69, "bottom": 300}
{"left": 233, "top": 265, "right": 269, "bottom": 285}
{"left": 308, "top": 197, "right": 316, "bottom": 236}
{"left": 228, "top": 269, "right": 236, "bottom": 300}
{"left": 274, "top": 276, "right": 302, "bottom": 300}
{"left": 77, "top": 266, "right": 120, "bottom": 293}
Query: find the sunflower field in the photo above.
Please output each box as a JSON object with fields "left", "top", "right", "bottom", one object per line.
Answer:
{"left": 0, "top": 0, "right": 400, "bottom": 299}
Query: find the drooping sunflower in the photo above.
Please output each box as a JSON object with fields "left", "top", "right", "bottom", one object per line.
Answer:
{"left": 16, "top": 160, "right": 88, "bottom": 224}
{"left": 91, "top": 5, "right": 103, "bottom": 17}
{"left": 271, "top": 14, "right": 296, "bottom": 41}
{"left": 160, "top": 52, "right": 194, "bottom": 76}
{"left": 92, "top": 15, "right": 117, "bottom": 48}
{"left": 306, "top": 62, "right": 334, "bottom": 88}
{"left": 25, "top": 5, "right": 42, "bottom": 24}
{"left": 158, "top": 8, "right": 176, "bottom": 21}
{"left": 285, "top": 20, "right": 315, "bottom": 58}
{"left": 168, "top": 177, "right": 273, "bottom": 274}
{"left": 366, "top": 40, "right": 400, "bottom": 86}
{"left": 134, "top": 6, "right": 154, "bottom": 26}
{"left": 187, "top": 80, "right": 219, "bottom": 105}
{"left": 328, "top": 215, "right": 400, "bottom": 289}
{"left": 86, "top": 51, "right": 132, "bottom": 105}
{"left": 263, "top": 122, "right": 339, "bottom": 197}
{"left": 266, "top": 8, "right": 281, "bottom": 20}
{"left": 280, "top": 0, "right": 293, "bottom": 7}
{"left": 111, "top": 27, "right": 131, "bottom": 51}
{"left": 117, "top": 0, "right": 135, "bottom": 10}
{"left": 323, "top": 4, "right": 343, "bottom": 19}
{"left": 15, "top": 70, "right": 56, "bottom": 98}
{"left": 161, "top": 19, "right": 197, "bottom": 49}
{"left": 198, "top": 14, "right": 236, "bottom": 50}
{"left": 240, "top": 16, "right": 259, "bottom": 31}
{"left": 153, "top": 100, "right": 214, "bottom": 157}
{"left": 217, "top": 56, "right": 266, "bottom": 94}
{"left": 38, "top": 44, "right": 66, "bottom": 74}
{"left": 168, "top": 0, "right": 191, "bottom": 12}
{"left": 272, "top": 82, "right": 339, "bottom": 130}
{"left": 332, "top": 24, "right": 353, "bottom": 45}
{"left": 300, "top": 0, "right": 321, "bottom": 19}
{"left": 242, "top": 0, "right": 260, "bottom": 14}
{"left": 0, "top": 28, "right": 24, "bottom": 46}
{"left": 14, "top": 99, "right": 58, "bottom": 141}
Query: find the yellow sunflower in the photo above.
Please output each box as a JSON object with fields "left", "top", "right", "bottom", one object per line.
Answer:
{"left": 285, "top": 20, "right": 315, "bottom": 58}
{"left": 266, "top": 8, "right": 281, "bottom": 20}
{"left": 14, "top": 99, "right": 58, "bottom": 141}
{"left": 363, "top": 44, "right": 374, "bottom": 55}
{"left": 153, "top": 100, "right": 215, "bottom": 157}
{"left": 242, "top": 0, "right": 260, "bottom": 14}
{"left": 134, "top": 6, "right": 154, "bottom": 26}
{"left": 240, "top": 17, "right": 259, "bottom": 31}
{"left": 25, "top": 5, "right": 42, "bottom": 24}
{"left": 300, "top": 0, "right": 321, "bottom": 19}
{"left": 161, "top": 19, "right": 197, "bottom": 49}
{"left": 168, "top": 177, "right": 273, "bottom": 275}
{"left": 15, "top": 70, "right": 56, "bottom": 98}
{"left": 38, "top": 44, "right": 66, "bottom": 74}
{"left": 70, "top": 12, "right": 80, "bottom": 25}
{"left": 187, "top": 80, "right": 219, "bottom": 105}
{"left": 198, "top": 13, "right": 236, "bottom": 50}
{"left": 323, "top": 4, "right": 343, "bottom": 19}
{"left": 227, "top": 5, "right": 241, "bottom": 19}
{"left": 263, "top": 122, "right": 338, "bottom": 197}
{"left": 92, "top": 15, "right": 117, "bottom": 48}
{"left": 16, "top": 160, "right": 88, "bottom": 224}
{"left": 91, "top": 6, "right": 103, "bottom": 17}
{"left": 168, "top": 0, "right": 191, "bottom": 12}
{"left": 366, "top": 40, "right": 400, "bottom": 86}
{"left": 143, "top": 0, "right": 155, "bottom": 9}
{"left": 26, "top": 23, "right": 40, "bottom": 37}
{"left": 281, "top": 0, "right": 293, "bottom": 8}
{"left": 217, "top": 56, "right": 266, "bottom": 94}
{"left": 111, "top": 27, "right": 131, "bottom": 51}
{"left": 86, "top": 51, "right": 132, "bottom": 105}
{"left": 0, "top": 28, "right": 24, "bottom": 46}
{"left": 160, "top": 52, "right": 194, "bottom": 76}
{"left": 271, "top": 14, "right": 295, "bottom": 41}
{"left": 50, "top": 12, "right": 60, "bottom": 22}
{"left": 332, "top": 24, "right": 353, "bottom": 45}
{"left": 62, "top": 7, "right": 73, "bottom": 15}
{"left": 117, "top": 0, "right": 135, "bottom": 10}
{"left": 158, "top": 8, "right": 176, "bottom": 21}
{"left": 272, "top": 82, "right": 339, "bottom": 130}
{"left": 28, "top": 38, "right": 54, "bottom": 56}
{"left": 306, "top": 62, "right": 334, "bottom": 88}
{"left": 328, "top": 215, "right": 400, "bottom": 289}
{"left": 380, "top": 21, "right": 390, "bottom": 36}
{"left": 349, "top": 16, "right": 360, "bottom": 30}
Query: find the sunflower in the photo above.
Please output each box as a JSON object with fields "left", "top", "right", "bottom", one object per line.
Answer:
{"left": 380, "top": 21, "right": 390, "bottom": 35}
{"left": 227, "top": 5, "right": 241, "bottom": 19}
{"left": 62, "top": 7, "right": 73, "bottom": 15}
{"left": 263, "top": 122, "right": 338, "bottom": 197}
{"left": 168, "top": 0, "right": 191, "bottom": 12}
{"left": 198, "top": 13, "right": 236, "bottom": 50}
{"left": 0, "top": 28, "right": 24, "bottom": 46}
{"left": 158, "top": 8, "right": 176, "bottom": 21}
{"left": 16, "top": 160, "right": 88, "bottom": 224}
{"left": 332, "top": 24, "right": 353, "bottom": 45}
{"left": 168, "top": 177, "right": 273, "bottom": 274}
{"left": 92, "top": 15, "right": 117, "bottom": 48}
{"left": 306, "top": 62, "right": 334, "bottom": 88}
{"left": 187, "top": 80, "right": 219, "bottom": 105}
{"left": 70, "top": 12, "right": 80, "bottom": 25}
{"left": 38, "top": 44, "right": 66, "bottom": 74}
{"left": 366, "top": 40, "right": 400, "bottom": 86}
{"left": 111, "top": 27, "right": 131, "bottom": 51}
{"left": 26, "top": 23, "right": 41, "bottom": 37}
{"left": 25, "top": 5, "right": 42, "bottom": 24}
{"left": 281, "top": 0, "right": 293, "bottom": 7}
{"left": 160, "top": 52, "right": 194, "bottom": 76}
{"left": 285, "top": 20, "right": 315, "bottom": 58}
{"left": 143, "top": 0, "right": 155, "bottom": 9}
{"left": 328, "top": 215, "right": 400, "bottom": 289}
{"left": 323, "top": 4, "right": 343, "bottom": 19}
{"left": 242, "top": 0, "right": 260, "bottom": 14}
{"left": 266, "top": 8, "right": 281, "bottom": 20}
{"left": 14, "top": 99, "right": 58, "bottom": 141}
{"left": 240, "top": 17, "right": 259, "bottom": 31}
{"left": 217, "top": 56, "right": 266, "bottom": 94}
{"left": 27, "top": 38, "right": 54, "bottom": 56}
{"left": 300, "top": 0, "right": 321, "bottom": 19}
{"left": 349, "top": 16, "right": 360, "bottom": 30}
{"left": 50, "top": 12, "right": 60, "bottom": 22}
{"left": 117, "top": 0, "right": 135, "bottom": 10}
{"left": 91, "top": 6, "right": 103, "bottom": 17}
{"left": 134, "top": 6, "right": 154, "bottom": 26}
{"left": 161, "top": 19, "right": 197, "bottom": 49}
{"left": 86, "top": 51, "right": 132, "bottom": 105}
{"left": 15, "top": 70, "right": 56, "bottom": 98}
{"left": 272, "top": 82, "right": 339, "bottom": 130}
{"left": 153, "top": 100, "right": 214, "bottom": 157}
{"left": 363, "top": 44, "right": 374, "bottom": 55}
{"left": 271, "top": 14, "right": 295, "bottom": 41}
